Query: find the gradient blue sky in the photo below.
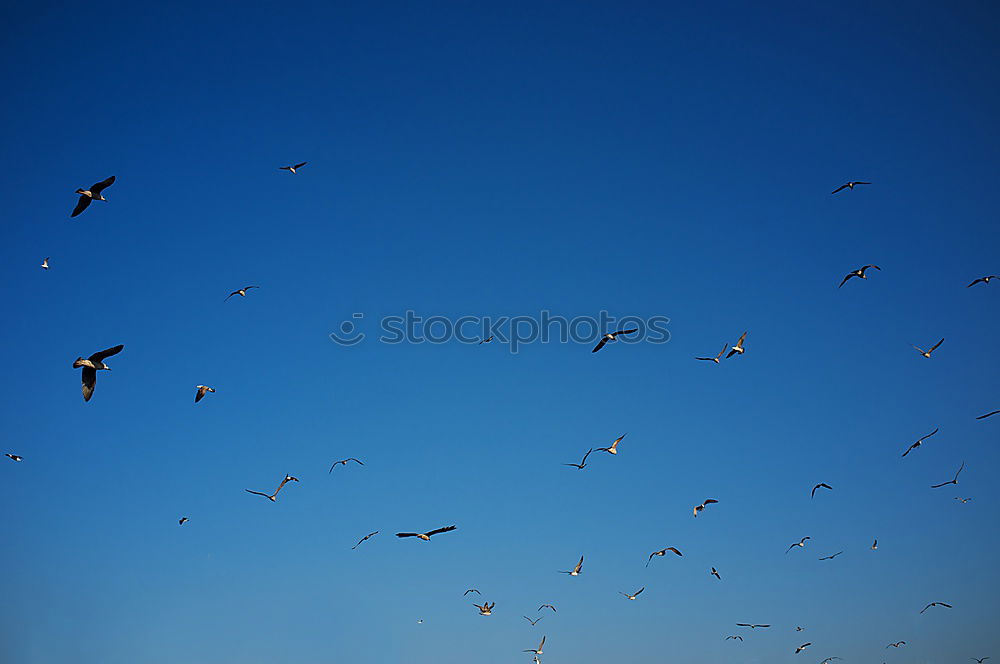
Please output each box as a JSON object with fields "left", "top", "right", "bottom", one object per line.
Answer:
{"left": 1, "top": 2, "right": 999, "bottom": 663}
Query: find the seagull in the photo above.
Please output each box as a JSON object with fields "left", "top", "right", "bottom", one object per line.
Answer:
{"left": 819, "top": 551, "right": 844, "bottom": 560}
{"left": 352, "top": 531, "right": 378, "bottom": 549}
{"left": 726, "top": 635, "right": 744, "bottom": 641}
{"left": 73, "top": 344, "right": 124, "bottom": 402}
{"left": 532, "top": 657, "right": 541, "bottom": 664}
{"left": 596, "top": 434, "right": 626, "bottom": 455}
{"left": 40, "top": 257, "right": 49, "bottom": 270}
{"left": 195, "top": 385, "right": 215, "bottom": 403}
{"left": 736, "top": 623, "right": 771, "bottom": 629}
{"left": 972, "top": 658, "right": 990, "bottom": 663}
{"left": 912, "top": 338, "right": 944, "bottom": 358}
{"left": 886, "top": 642, "right": 906, "bottom": 648}
{"left": 279, "top": 161, "right": 307, "bottom": 174}
{"left": 693, "top": 498, "right": 718, "bottom": 517}
{"left": 523, "top": 615, "right": 542, "bottom": 625}
{"left": 872, "top": 538, "right": 878, "bottom": 550}
{"left": 696, "top": 345, "right": 727, "bottom": 363}
{"left": 711, "top": 567, "right": 721, "bottom": 580}
{"left": 620, "top": 587, "right": 645, "bottom": 600}
{"left": 955, "top": 497, "right": 973, "bottom": 503}
{"left": 472, "top": 601, "right": 494, "bottom": 616}
{"left": 902, "top": 428, "right": 939, "bottom": 457}
{"left": 225, "top": 285, "right": 259, "bottom": 301}
{"left": 920, "top": 601, "right": 952, "bottom": 614}
{"left": 796, "top": 643, "right": 813, "bottom": 654}
{"left": 395, "top": 525, "right": 457, "bottom": 541}
{"left": 647, "top": 547, "right": 682, "bottom": 566}
{"left": 478, "top": 335, "right": 493, "bottom": 345}
{"left": 726, "top": 331, "right": 748, "bottom": 358}
{"left": 931, "top": 461, "right": 965, "bottom": 488}
{"left": 786, "top": 536, "right": 811, "bottom": 553}
{"left": 563, "top": 448, "right": 593, "bottom": 469}
{"left": 71, "top": 175, "right": 115, "bottom": 217}
{"left": 967, "top": 276, "right": 997, "bottom": 287}
{"left": 523, "top": 636, "right": 546, "bottom": 655}
{"left": 178, "top": 517, "right": 189, "bottom": 525}
{"left": 245, "top": 474, "right": 298, "bottom": 502}
{"left": 811, "top": 483, "right": 832, "bottom": 498}
{"left": 819, "top": 658, "right": 843, "bottom": 664}
{"left": 559, "top": 555, "right": 584, "bottom": 576}
{"left": 976, "top": 410, "right": 999, "bottom": 419}
{"left": 329, "top": 458, "right": 364, "bottom": 472}
{"left": 5, "top": 453, "right": 23, "bottom": 462}
{"left": 592, "top": 328, "right": 638, "bottom": 353}
{"left": 839, "top": 264, "right": 881, "bottom": 288}
{"left": 538, "top": 604, "right": 557, "bottom": 612}
{"left": 832, "top": 181, "right": 871, "bottom": 194}
{"left": 796, "top": 626, "right": 805, "bottom": 632}
{"left": 463, "top": 589, "right": 480, "bottom": 596}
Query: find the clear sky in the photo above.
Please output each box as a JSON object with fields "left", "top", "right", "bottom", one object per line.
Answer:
{"left": 1, "top": 1, "right": 999, "bottom": 663}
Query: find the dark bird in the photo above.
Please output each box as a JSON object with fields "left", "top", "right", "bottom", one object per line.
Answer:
{"left": 329, "top": 457, "right": 364, "bottom": 472}
{"left": 839, "top": 264, "right": 881, "bottom": 288}
{"left": 811, "top": 483, "right": 832, "bottom": 498}
{"left": 796, "top": 626, "right": 805, "bottom": 632}
{"left": 225, "top": 285, "right": 259, "bottom": 301}
{"left": 931, "top": 461, "right": 965, "bottom": 488}
{"left": 902, "top": 428, "right": 939, "bottom": 457}
{"left": 955, "top": 497, "right": 972, "bottom": 503}
{"left": 73, "top": 344, "right": 124, "bottom": 402}
{"left": 395, "top": 525, "right": 457, "bottom": 541}
{"left": 726, "top": 635, "right": 744, "bottom": 641}
{"left": 523, "top": 616, "right": 542, "bottom": 626}
{"left": 786, "top": 536, "right": 811, "bottom": 553}
{"left": 872, "top": 538, "right": 878, "bottom": 550}
{"left": 819, "top": 551, "right": 844, "bottom": 561}
{"left": 478, "top": 335, "right": 494, "bottom": 345}
{"left": 563, "top": 448, "right": 593, "bottom": 469}
{"left": 5, "top": 453, "right": 23, "bottom": 462}
{"left": 913, "top": 338, "right": 944, "bottom": 358}
{"left": 736, "top": 623, "right": 771, "bottom": 629}
{"left": 71, "top": 175, "right": 115, "bottom": 217}
{"left": 975, "top": 410, "right": 999, "bottom": 420}
{"left": 559, "top": 555, "right": 584, "bottom": 576}
{"left": 40, "top": 257, "right": 49, "bottom": 270}
{"left": 523, "top": 636, "right": 545, "bottom": 655}
{"left": 967, "top": 276, "right": 997, "bottom": 287}
{"left": 596, "top": 433, "right": 626, "bottom": 455}
{"left": 886, "top": 642, "right": 906, "bottom": 648}
{"left": 696, "top": 345, "right": 727, "bottom": 363}
{"left": 472, "top": 601, "right": 494, "bottom": 616}
{"left": 620, "top": 587, "right": 645, "bottom": 600}
{"left": 693, "top": 498, "right": 719, "bottom": 518}
{"left": 831, "top": 181, "right": 871, "bottom": 194}
{"left": 538, "top": 604, "right": 557, "bottom": 612}
{"left": 195, "top": 385, "right": 215, "bottom": 403}
{"left": 245, "top": 474, "right": 298, "bottom": 502}
{"left": 352, "top": 531, "right": 379, "bottom": 549}
{"left": 647, "top": 547, "right": 682, "bottom": 566}
{"left": 972, "top": 658, "right": 990, "bottom": 663}
{"left": 463, "top": 589, "right": 480, "bottom": 596}
{"left": 178, "top": 517, "right": 189, "bottom": 525}
{"left": 711, "top": 567, "right": 721, "bottom": 580}
{"left": 592, "top": 329, "right": 638, "bottom": 353}
{"left": 279, "top": 161, "right": 307, "bottom": 174}
{"left": 726, "top": 331, "right": 748, "bottom": 358}
{"left": 819, "top": 658, "right": 843, "bottom": 664}
{"left": 796, "top": 643, "right": 813, "bottom": 654}
{"left": 920, "top": 601, "right": 952, "bottom": 614}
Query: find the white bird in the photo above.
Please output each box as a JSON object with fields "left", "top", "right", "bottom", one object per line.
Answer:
{"left": 523, "top": 636, "right": 546, "bottom": 655}
{"left": 559, "top": 555, "right": 584, "bottom": 576}
{"left": 596, "top": 433, "right": 626, "bottom": 455}
{"left": 40, "top": 257, "right": 49, "bottom": 270}
{"left": 620, "top": 587, "right": 645, "bottom": 600}
{"left": 726, "top": 331, "right": 748, "bottom": 358}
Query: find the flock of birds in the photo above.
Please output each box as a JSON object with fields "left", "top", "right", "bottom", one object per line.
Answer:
{"left": 6, "top": 171, "right": 997, "bottom": 663}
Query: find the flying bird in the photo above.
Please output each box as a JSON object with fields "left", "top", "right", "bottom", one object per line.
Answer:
{"left": 976, "top": 410, "right": 999, "bottom": 419}
{"left": 596, "top": 433, "right": 626, "bottom": 455}
{"left": 647, "top": 547, "right": 682, "bottom": 566}
{"left": 872, "top": 538, "right": 878, "bottom": 550}
{"left": 912, "top": 338, "right": 944, "bottom": 358}
{"left": 819, "top": 658, "right": 843, "bottom": 664}
{"left": 967, "top": 276, "right": 997, "bottom": 287}
{"left": 73, "top": 344, "right": 124, "bottom": 402}
{"left": 831, "top": 181, "right": 871, "bottom": 194}
{"left": 796, "top": 626, "right": 805, "bottom": 631}
{"left": 796, "top": 643, "right": 813, "bottom": 654}
{"left": 523, "top": 616, "right": 542, "bottom": 626}
{"left": 955, "top": 497, "right": 972, "bottom": 503}
{"left": 225, "top": 285, "right": 259, "bottom": 301}
{"left": 5, "top": 453, "right": 23, "bottom": 462}
{"left": 71, "top": 175, "right": 115, "bottom": 217}
{"left": 329, "top": 458, "right": 364, "bottom": 472}
{"left": 245, "top": 474, "right": 298, "bottom": 502}
{"left": 839, "top": 264, "right": 881, "bottom": 288}
{"left": 178, "top": 517, "right": 189, "bottom": 525}
{"left": 972, "top": 658, "right": 990, "bottom": 663}
{"left": 920, "top": 601, "right": 952, "bottom": 614}
{"left": 819, "top": 551, "right": 844, "bottom": 561}
{"left": 726, "top": 635, "right": 744, "bottom": 641}
{"left": 786, "top": 536, "right": 811, "bottom": 553}
{"left": 592, "top": 328, "right": 638, "bottom": 353}
{"left": 395, "top": 525, "right": 457, "bottom": 541}
{"left": 886, "top": 642, "right": 906, "bottom": 648}
{"left": 696, "top": 345, "right": 727, "bottom": 363}
{"left": 463, "top": 589, "right": 480, "bottom": 596}
{"left": 472, "top": 601, "right": 494, "bottom": 616}
{"left": 478, "top": 335, "right": 493, "bottom": 345}
{"left": 40, "top": 257, "right": 49, "bottom": 270}
{"left": 620, "top": 587, "right": 645, "bottom": 600}
{"left": 538, "top": 604, "right": 557, "bottom": 612}
{"left": 726, "top": 331, "right": 748, "bottom": 358}
{"left": 736, "top": 623, "right": 771, "bottom": 629}
{"left": 811, "top": 483, "right": 832, "bottom": 498}
{"left": 563, "top": 448, "right": 593, "bottom": 469}
{"left": 523, "top": 636, "right": 546, "bottom": 655}
{"left": 931, "top": 461, "right": 965, "bottom": 488}
{"left": 902, "top": 428, "right": 939, "bottom": 457}
{"left": 693, "top": 498, "right": 718, "bottom": 517}
{"left": 352, "top": 531, "right": 378, "bottom": 549}
{"left": 711, "top": 567, "right": 721, "bottom": 580}
{"left": 194, "top": 385, "right": 215, "bottom": 403}
{"left": 279, "top": 161, "right": 307, "bottom": 174}
{"left": 559, "top": 555, "right": 584, "bottom": 576}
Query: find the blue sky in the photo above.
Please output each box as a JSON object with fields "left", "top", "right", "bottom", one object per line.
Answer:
{"left": 1, "top": 1, "right": 999, "bottom": 662}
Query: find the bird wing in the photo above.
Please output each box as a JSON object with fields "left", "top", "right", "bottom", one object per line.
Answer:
{"left": 940, "top": 602, "right": 952, "bottom": 607}
{"left": 579, "top": 448, "right": 593, "bottom": 465}
{"left": 922, "top": 428, "right": 940, "bottom": 441}
{"left": 902, "top": 443, "right": 917, "bottom": 457}
{"left": 591, "top": 337, "right": 608, "bottom": 353}
{"left": 704, "top": 499, "right": 718, "bottom": 505}
{"left": 395, "top": 532, "right": 419, "bottom": 538}
{"left": 831, "top": 184, "right": 849, "bottom": 194}
{"left": 244, "top": 489, "right": 270, "bottom": 498}
{"left": 967, "top": 278, "right": 983, "bottom": 287}
{"left": 574, "top": 555, "right": 584, "bottom": 572}
{"left": 293, "top": 162, "right": 307, "bottom": 169}
{"left": 929, "top": 338, "right": 944, "bottom": 352}
{"left": 666, "top": 546, "right": 682, "bottom": 556}
{"left": 425, "top": 525, "right": 457, "bottom": 537}
{"left": 195, "top": 387, "right": 206, "bottom": 403}
{"left": 90, "top": 175, "right": 116, "bottom": 194}
{"left": 615, "top": 329, "right": 638, "bottom": 336}
{"left": 349, "top": 458, "right": 364, "bottom": 465}
{"left": 634, "top": 587, "right": 644, "bottom": 596}
{"left": 976, "top": 410, "right": 1000, "bottom": 419}
{"left": 81, "top": 367, "right": 97, "bottom": 402}
{"left": 862, "top": 264, "right": 881, "bottom": 272}
{"left": 71, "top": 195, "right": 91, "bottom": 217}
